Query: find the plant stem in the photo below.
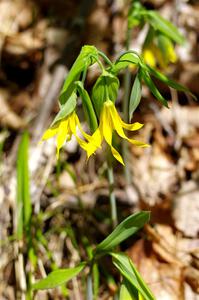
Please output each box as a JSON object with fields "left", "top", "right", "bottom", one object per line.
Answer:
{"left": 122, "top": 27, "right": 132, "bottom": 186}
{"left": 98, "top": 51, "right": 113, "bottom": 67}
{"left": 86, "top": 268, "right": 93, "bottom": 300}
{"left": 107, "top": 156, "right": 118, "bottom": 228}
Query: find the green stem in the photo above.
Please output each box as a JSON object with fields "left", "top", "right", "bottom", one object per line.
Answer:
{"left": 107, "top": 156, "right": 118, "bottom": 228}
{"left": 82, "top": 66, "right": 88, "bottom": 83}
{"left": 116, "top": 50, "right": 141, "bottom": 63}
{"left": 96, "top": 57, "right": 105, "bottom": 72}
{"left": 86, "top": 268, "right": 93, "bottom": 300}
{"left": 122, "top": 28, "right": 132, "bottom": 186}
{"left": 98, "top": 51, "right": 113, "bottom": 67}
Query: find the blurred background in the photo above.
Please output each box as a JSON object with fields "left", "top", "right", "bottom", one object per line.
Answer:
{"left": 0, "top": 0, "right": 198, "bottom": 299}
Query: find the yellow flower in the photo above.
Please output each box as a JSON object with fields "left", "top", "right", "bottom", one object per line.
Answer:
{"left": 41, "top": 111, "right": 95, "bottom": 159}
{"left": 166, "top": 43, "right": 177, "bottom": 63}
{"left": 87, "top": 100, "right": 149, "bottom": 165}
{"left": 143, "top": 42, "right": 177, "bottom": 69}
{"left": 143, "top": 45, "right": 156, "bottom": 68}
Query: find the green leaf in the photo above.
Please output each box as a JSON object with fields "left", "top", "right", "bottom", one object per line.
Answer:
{"left": 141, "top": 70, "right": 169, "bottom": 108}
{"left": 128, "top": 2, "right": 146, "bottom": 28}
{"left": 59, "top": 45, "right": 98, "bottom": 105}
{"left": 119, "top": 279, "right": 139, "bottom": 300}
{"left": 147, "top": 66, "right": 196, "bottom": 99}
{"left": 32, "top": 262, "right": 86, "bottom": 290}
{"left": 111, "top": 53, "right": 140, "bottom": 74}
{"left": 51, "top": 92, "right": 77, "bottom": 127}
{"left": 111, "top": 253, "right": 155, "bottom": 300}
{"left": 16, "top": 131, "right": 31, "bottom": 239}
{"left": 147, "top": 11, "right": 184, "bottom": 44}
{"left": 75, "top": 81, "right": 98, "bottom": 132}
{"left": 94, "top": 212, "right": 150, "bottom": 255}
{"left": 157, "top": 33, "right": 175, "bottom": 64}
{"left": 129, "top": 72, "right": 142, "bottom": 120}
{"left": 92, "top": 71, "right": 119, "bottom": 116}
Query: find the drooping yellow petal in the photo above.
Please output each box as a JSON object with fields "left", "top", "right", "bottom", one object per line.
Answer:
{"left": 127, "top": 138, "right": 149, "bottom": 147}
{"left": 90, "top": 128, "right": 102, "bottom": 149}
{"left": 143, "top": 47, "right": 156, "bottom": 67}
{"left": 109, "top": 145, "right": 124, "bottom": 165}
{"left": 110, "top": 103, "right": 144, "bottom": 131}
{"left": 167, "top": 44, "right": 177, "bottom": 63}
{"left": 121, "top": 121, "right": 144, "bottom": 131}
{"left": 56, "top": 119, "right": 70, "bottom": 158}
{"left": 108, "top": 102, "right": 149, "bottom": 149}
{"left": 41, "top": 126, "right": 58, "bottom": 141}
{"left": 74, "top": 113, "right": 97, "bottom": 144}
{"left": 85, "top": 128, "right": 102, "bottom": 157}
{"left": 68, "top": 112, "right": 77, "bottom": 134}
{"left": 68, "top": 111, "right": 98, "bottom": 158}
{"left": 75, "top": 134, "right": 94, "bottom": 158}
{"left": 102, "top": 104, "right": 124, "bottom": 165}
{"left": 112, "top": 117, "right": 149, "bottom": 148}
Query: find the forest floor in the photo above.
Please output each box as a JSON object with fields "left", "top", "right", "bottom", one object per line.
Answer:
{"left": 0, "top": 0, "right": 199, "bottom": 299}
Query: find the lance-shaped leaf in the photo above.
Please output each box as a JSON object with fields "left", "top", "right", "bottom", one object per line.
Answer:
{"left": 92, "top": 71, "right": 119, "bottom": 117}
{"left": 119, "top": 279, "right": 139, "bottom": 300}
{"left": 94, "top": 212, "right": 150, "bottom": 255}
{"left": 51, "top": 92, "right": 77, "bottom": 127}
{"left": 147, "top": 11, "right": 184, "bottom": 44}
{"left": 111, "top": 253, "right": 155, "bottom": 300}
{"left": 141, "top": 70, "right": 169, "bottom": 108}
{"left": 129, "top": 72, "right": 142, "bottom": 120}
{"left": 32, "top": 262, "right": 86, "bottom": 290}
{"left": 147, "top": 66, "right": 196, "bottom": 99}
{"left": 75, "top": 81, "right": 98, "bottom": 132}
{"left": 59, "top": 45, "right": 98, "bottom": 105}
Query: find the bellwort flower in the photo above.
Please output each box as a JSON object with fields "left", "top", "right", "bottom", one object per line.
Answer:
{"left": 143, "top": 41, "right": 177, "bottom": 69}
{"left": 87, "top": 100, "right": 149, "bottom": 165}
{"left": 41, "top": 111, "right": 95, "bottom": 159}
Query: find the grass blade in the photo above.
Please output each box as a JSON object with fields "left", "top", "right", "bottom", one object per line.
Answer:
{"left": 16, "top": 131, "right": 31, "bottom": 238}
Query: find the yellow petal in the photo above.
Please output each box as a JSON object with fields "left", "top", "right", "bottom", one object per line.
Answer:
{"left": 91, "top": 128, "right": 102, "bottom": 148}
{"left": 41, "top": 126, "right": 58, "bottom": 141}
{"left": 110, "top": 146, "right": 124, "bottom": 165}
{"left": 109, "top": 104, "right": 149, "bottom": 148}
{"left": 143, "top": 48, "right": 156, "bottom": 67}
{"left": 102, "top": 105, "right": 124, "bottom": 165}
{"left": 127, "top": 138, "right": 149, "bottom": 147}
{"left": 69, "top": 112, "right": 98, "bottom": 158}
{"left": 75, "top": 134, "right": 94, "bottom": 157}
{"left": 121, "top": 121, "right": 143, "bottom": 131}
{"left": 109, "top": 105, "right": 129, "bottom": 140}
{"left": 73, "top": 113, "right": 98, "bottom": 145}
{"left": 56, "top": 119, "right": 69, "bottom": 158}
{"left": 168, "top": 44, "right": 177, "bottom": 63}
{"left": 110, "top": 104, "right": 144, "bottom": 131}
{"left": 68, "top": 112, "right": 77, "bottom": 134}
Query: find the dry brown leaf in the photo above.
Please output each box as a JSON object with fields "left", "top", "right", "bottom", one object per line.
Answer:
{"left": 0, "top": 89, "right": 25, "bottom": 129}
{"left": 128, "top": 240, "right": 184, "bottom": 300}
{"left": 4, "top": 28, "right": 44, "bottom": 55}
{"left": 131, "top": 144, "right": 177, "bottom": 205}
{"left": 172, "top": 180, "right": 199, "bottom": 238}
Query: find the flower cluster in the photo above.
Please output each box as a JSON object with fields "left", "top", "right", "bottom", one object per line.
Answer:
{"left": 41, "top": 100, "right": 148, "bottom": 165}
